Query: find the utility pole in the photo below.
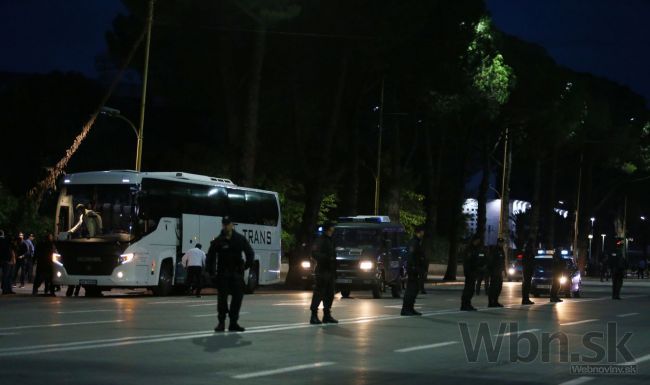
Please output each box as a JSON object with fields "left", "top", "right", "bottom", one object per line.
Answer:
{"left": 373, "top": 77, "right": 385, "bottom": 215}
{"left": 135, "top": 0, "right": 154, "bottom": 172}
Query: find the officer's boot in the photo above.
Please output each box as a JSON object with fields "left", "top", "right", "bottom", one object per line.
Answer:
{"left": 322, "top": 310, "right": 338, "bottom": 324}
{"left": 310, "top": 310, "right": 322, "bottom": 325}
{"left": 214, "top": 318, "right": 226, "bottom": 332}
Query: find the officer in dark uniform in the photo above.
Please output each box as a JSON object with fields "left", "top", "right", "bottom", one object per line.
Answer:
{"left": 461, "top": 235, "right": 482, "bottom": 311}
{"left": 475, "top": 245, "right": 488, "bottom": 296}
{"left": 487, "top": 238, "right": 506, "bottom": 307}
{"left": 207, "top": 216, "right": 254, "bottom": 332}
{"left": 521, "top": 237, "right": 536, "bottom": 305}
{"left": 401, "top": 225, "right": 425, "bottom": 316}
{"left": 609, "top": 237, "right": 626, "bottom": 300}
{"left": 309, "top": 222, "right": 338, "bottom": 324}
{"left": 550, "top": 248, "right": 566, "bottom": 303}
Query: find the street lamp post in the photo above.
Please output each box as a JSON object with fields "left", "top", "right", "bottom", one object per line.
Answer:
{"left": 100, "top": 107, "right": 139, "bottom": 170}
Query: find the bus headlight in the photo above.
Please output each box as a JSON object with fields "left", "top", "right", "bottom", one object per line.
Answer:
{"left": 119, "top": 253, "right": 134, "bottom": 264}
{"left": 52, "top": 253, "right": 62, "bottom": 263}
{"left": 508, "top": 267, "right": 516, "bottom": 275}
{"left": 360, "top": 261, "right": 374, "bottom": 271}
{"left": 301, "top": 260, "right": 311, "bottom": 269}
{"left": 559, "top": 276, "right": 567, "bottom": 285}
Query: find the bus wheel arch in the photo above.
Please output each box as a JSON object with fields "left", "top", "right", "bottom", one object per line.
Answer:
{"left": 245, "top": 261, "right": 259, "bottom": 294}
{"left": 152, "top": 258, "right": 174, "bottom": 296}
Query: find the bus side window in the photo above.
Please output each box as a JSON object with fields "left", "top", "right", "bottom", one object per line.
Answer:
{"left": 259, "top": 193, "right": 279, "bottom": 226}
{"left": 227, "top": 189, "right": 250, "bottom": 224}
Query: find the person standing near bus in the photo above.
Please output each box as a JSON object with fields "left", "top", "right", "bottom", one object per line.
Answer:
{"left": 182, "top": 243, "right": 206, "bottom": 297}
{"left": 207, "top": 217, "right": 254, "bottom": 332}
{"left": 0, "top": 230, "right": 15, "bottom": 295}
{"left": 487, "top": 238, "right": 506, "bottom": 307}
{"left": 309, "top": 222, "right": 338, "bottom": 324}
{"left": 32, "top": 233, "right": 56, "bottom": 296}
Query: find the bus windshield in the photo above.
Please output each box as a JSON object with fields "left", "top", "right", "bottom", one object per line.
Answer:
{"left": 62, "top": 184, "right": 136, "bottom": 239}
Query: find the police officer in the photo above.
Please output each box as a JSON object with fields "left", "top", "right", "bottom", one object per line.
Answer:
{"left": 609, "top": 238, "right": 626, "bottom": 300}
{"left": 401, "top": 225, "right": 425, "bottom": 316}
{"left": 309, "top": 222, "right": 338, "bottom": 324}
{"left": 549, "top": 248, "right": 565, "bottom": 303}
{"left": 475, "top": 245, "right": 488, "bottom": 296}
{"left": 461, "top": 235, "right": 482, "bottom": 311}
{"left": 487, "top": 238, "right": 506, "bottom": 307}
{"left": 521, "top": 237, "right": 536, "bottom": 305}
{"left": 207, "top": 216, "right": 254, "bottom": 332}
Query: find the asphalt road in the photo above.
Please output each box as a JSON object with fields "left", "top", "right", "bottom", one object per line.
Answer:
{"left": 0, "top": 279, "right": 649, "bottom": 385}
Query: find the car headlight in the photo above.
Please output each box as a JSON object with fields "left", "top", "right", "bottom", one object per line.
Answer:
{"left": 508, "top": 267, "right": 516, "bottom": 275}
{"left": 52, "top": 252, "right": 62, "bottom": 263}
{"left": 360, "top": 261, "right": 374, "bottom": 270}
{"left": 301, "top": 260, "right": 311, "bottom": 269}
{"left": 119, "top": 253, "right": 134, "bottom": 264}
{"left": 559, "top": 276, "right": 567, "bottom": 285}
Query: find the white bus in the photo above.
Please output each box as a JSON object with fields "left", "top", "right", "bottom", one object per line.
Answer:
{"left": 52, "top": 170, "right": 282, "bottom": 296}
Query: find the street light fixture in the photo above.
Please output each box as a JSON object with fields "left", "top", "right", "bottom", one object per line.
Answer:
{"left": 100, "top": 107, "right": 140, "bottom": 170}
{"left": 600, "top": 234, "right": 606, "bottom": 253}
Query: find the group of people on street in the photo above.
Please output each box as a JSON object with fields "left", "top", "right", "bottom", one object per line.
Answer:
{"left": 0, "top": 229, "right": 79, "bottom": 297}
{"left": 0, "top": 230, "right": 39, "bottom": 294}
{"left": 461, "top": 236, "right": 506, "bottom": 311}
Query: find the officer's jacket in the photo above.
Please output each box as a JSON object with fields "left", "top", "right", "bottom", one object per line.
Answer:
{"left": 488, "top": 246, "right": 506, "bottom": 272}
{"left": 406, "top": 236, "right": 424, "bottom": 275}
{"left": 206, "top": 230, "right": 254, "bottom": 276}
{"left": 608, "top": 251, "right": 627, "bottom": 272}
{"left": 464, "top": 244, "right": 486, "bottom": 274}
{"left": 312, "top": 234, "right": 336, "bottom": 274}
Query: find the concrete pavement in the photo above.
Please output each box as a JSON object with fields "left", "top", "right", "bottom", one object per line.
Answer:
{"left": 0, "top": 280, "right": 648, "bottom": 385}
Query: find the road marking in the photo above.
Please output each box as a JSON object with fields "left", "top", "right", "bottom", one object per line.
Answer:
{"left": 560, "top": 319, "right": 599, "bottom": 326}
{"left": 617, "top": 313, "right": 639, "bottom": 318}
{"left": 384, "top": 305, "right": 422, "bottom": 309}
{"left": 272, "top": 302, "right": 311, "bottom": 306}
{"left": 192, "top": 312, "right": 249, "bottom": 318}
{"left": 57, "top": 310, "right": 115, "bottom": 314}
{"left": 496, "top": 328, "right": 540, "bottom": 337}
{"left": 187, "top": 302, "right": 218, "bottom": 307}
{"left": 0, "top": 320, "right": 124, "bottom": 331}
{"left": 395, "top": 341, "right": 458, "bottom": 353}
{"left": 558, "top": 377, "right": 594, "bottom": 385}
{"left": 0, "top": 333, "right": 18, "bottom": 336}
{"left": 231, "top": 362, "right": 335, "bottom": 379}
{"left": 149, "top": 300, "right": 216, "bottom": 305}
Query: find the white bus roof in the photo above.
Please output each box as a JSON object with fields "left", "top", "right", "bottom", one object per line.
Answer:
{"left": 61, "top": 170, "right": 277, "bottom": 195}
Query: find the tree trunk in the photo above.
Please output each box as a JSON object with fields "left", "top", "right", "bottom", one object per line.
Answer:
{"left": 386, "top": 118, "right": 401, "bottom": 221}
{"left": 296, "top": 57, "right": 348, "bottom": 245}
{"left": 529, "top": 157, "right": 543, "bottom": 247}
{"left": 340, "top": 124, "right": 360, "bottom": 215}
{"left": 240, "top": 27, "right": 267, "bottom": 186}
{"left": 423, "top": 124, "right": 443, "bottom": 260}
{"left": 546, "top": 148, "right": 558, "bottom": 247}
{"left": 476, "top": 138, "right": 489, "bottom": 243}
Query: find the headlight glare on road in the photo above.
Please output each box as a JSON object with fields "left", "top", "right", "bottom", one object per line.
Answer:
{"left": 119, "top": 253, "right": 134, "bottom": 264}
{"left": 559, "top": 276, "right": 567, "bottom": 285}
{"left": 360, "top": 261, "right": 374, "bottom": 270}
{"left": 301, "top": 260, "right": 311, "bottom": 269}
{"left": 508, "top": 267, "right": 516, "bottom": 275}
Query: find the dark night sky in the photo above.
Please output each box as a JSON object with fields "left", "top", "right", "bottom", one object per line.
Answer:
{"left": 0, "top": 0, "right": 648, "bottom": 104}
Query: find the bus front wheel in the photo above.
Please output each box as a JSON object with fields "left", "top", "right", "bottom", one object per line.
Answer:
{"left": 152, "top": 260, "right": 173, "bottom": 296}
